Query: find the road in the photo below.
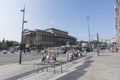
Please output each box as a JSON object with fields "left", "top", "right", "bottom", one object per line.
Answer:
{"left": 0, "top": 50, "right": 106, "bottom": 66}
{"left": 0, "top": 51, "right": 43, "bottom": 65}
{"left": 1, "top": 50, "right": 120, "bottom": 80}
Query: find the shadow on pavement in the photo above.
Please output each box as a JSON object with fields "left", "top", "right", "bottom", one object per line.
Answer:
{"left": 4, "top": 69, "right": 38, "bottom": 80}
{"left": 4, "top": 56, "right": 88, "bottom": 80}
{"left": 98, "top": 55, "right": 111, "bottom": 57}
{"left": 56, "top": 56, "right": 94, "bottom": 80}
{"left": 4, "top": 62, "right": 65, "bottom": 80}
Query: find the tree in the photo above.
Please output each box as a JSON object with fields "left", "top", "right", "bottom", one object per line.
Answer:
{"left": 5, "top": 40, "right": 19, "bottom": 47}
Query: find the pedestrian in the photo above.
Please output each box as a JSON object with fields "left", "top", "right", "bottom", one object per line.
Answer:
{"left": 41, "top": 53, "right": 46, "bottom": 64}
{"left": 77, "top": 49, "right": 82, "bottom": 57}
{"left": 66, "top": 50, "right": 70, "bottom": 61}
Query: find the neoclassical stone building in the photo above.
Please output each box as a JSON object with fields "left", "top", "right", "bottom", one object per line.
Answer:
{"left": 23, "top": 28, "right": 77, "bottom": 49}
{"left": 115, "top": 0, "right": 120, "bottom": 42}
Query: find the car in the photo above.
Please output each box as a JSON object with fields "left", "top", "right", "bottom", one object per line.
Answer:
{"left": 10, "top": 50, "right": 14, "bottom": 53}
{"left": 1, "top": 50, "right": 8, "bottom": 54}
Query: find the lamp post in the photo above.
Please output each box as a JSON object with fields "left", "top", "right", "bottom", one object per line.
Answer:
{"left": 19, "top": 6, "right": 27, "bottom": 64}
{"left": 87, "top": 16, "right": 91, "bottom": 51}
{"left": 97, "top": 33, "right": 100, "bottom": 56}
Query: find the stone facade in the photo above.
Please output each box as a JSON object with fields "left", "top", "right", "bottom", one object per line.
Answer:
{"left": 102, "top": 38, "right": 116, "bottom": 44}
{"left": 23, "top": 28, "right": 77, "bottom": 49}
{"left": 115, "top": 0, "right": 120, "bottom": 42}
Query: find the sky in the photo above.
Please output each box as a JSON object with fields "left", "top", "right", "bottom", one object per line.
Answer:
{"left": 0, "top": 0, "right": 116, "bottom": 42}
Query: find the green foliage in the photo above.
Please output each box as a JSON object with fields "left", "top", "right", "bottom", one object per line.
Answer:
{"left": 5, "top": 40, "right": 19, "bottom": 47}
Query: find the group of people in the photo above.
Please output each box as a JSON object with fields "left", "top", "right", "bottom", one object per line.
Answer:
{"left": 66, "top": 48, "right": 83, "bottom": 61}
{"left": 110, "top": 46, "right": 118, "bottom": 52}
{"left": 41, "top": 47, "right": 83, "bottom": 63}
{"left": 41, "top": 51, "right": 59, "bottom": 64}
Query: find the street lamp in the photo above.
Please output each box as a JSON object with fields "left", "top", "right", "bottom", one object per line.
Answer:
{"left": 87, "top": 16, "right": 91, "bottom": 51}
{"left": 97, "top": 33, "right": 100, "bottom": 56}
{"left": 19, "top": 6, "right": 27, "bottom": 64}
{"left": 87, "top": 16, "right": 91, "bottom": 44}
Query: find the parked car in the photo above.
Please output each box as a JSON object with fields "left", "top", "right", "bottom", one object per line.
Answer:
{"left": 1, "top": 50, "right": 7, "bottom": 54}
{"left": 10, "top": 50, "right": 14, "bottom": 53}
{"left": 83, "top": 46, "right": 91, "bottom": 52}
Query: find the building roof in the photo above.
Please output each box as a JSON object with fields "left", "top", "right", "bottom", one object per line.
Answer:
{"left": 44, "top": 28, "right": 68, "bottom": 34}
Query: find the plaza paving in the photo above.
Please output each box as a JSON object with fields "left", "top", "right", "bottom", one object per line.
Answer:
{"left": 56, "top": 51, "right": 120, "bottom": 80}
{"left": 0, "top": 50, "right": 120, "bottom": 80}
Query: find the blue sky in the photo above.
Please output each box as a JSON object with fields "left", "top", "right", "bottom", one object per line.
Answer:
{"left": 0, "top": 0, "right": 116, "bottom": 42}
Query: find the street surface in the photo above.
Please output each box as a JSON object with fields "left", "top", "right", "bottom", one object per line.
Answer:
{"left": 56, "top": 50, "right": 120, "bottom": 80}
{"left": 0, "top": 51, "right": 42, "bottom": 65}
{"left": 0, "top": 50, "right": 120, "bottom": 80}
{"left": 25, "top": 50, "right": 120, "bottom": 80}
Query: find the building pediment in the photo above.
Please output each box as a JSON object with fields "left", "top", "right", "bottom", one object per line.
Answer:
{"left": 23, "top": 29, "right": 31, "bottom": 33}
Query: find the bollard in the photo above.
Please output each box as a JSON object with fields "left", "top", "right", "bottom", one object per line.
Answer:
{"left": 41, "top": 63, "right": 43, "bottom": 72}
{"left": 61, "top": 59, "right": 63, "bottom": 73}
{"left": 37, "top": 64, "right": 39, "bottom": 73}
{"left": 46, "top": 62, "right": 48, "bottom": 72}
{"left": 67, "top": 58, "right": 68, "bottom": 73}
{"left": 54, "top": 62, "right": 56, "bottom": 74}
